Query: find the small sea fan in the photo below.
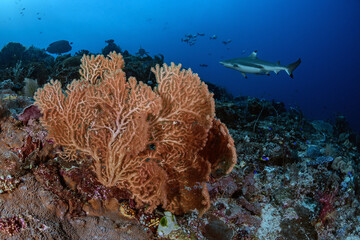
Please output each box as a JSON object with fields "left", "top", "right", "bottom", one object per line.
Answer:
{"left": 23, "top": 78, "right": 39, "bottom": 97}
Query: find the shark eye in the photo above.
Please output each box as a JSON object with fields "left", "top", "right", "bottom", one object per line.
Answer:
{"left": 233, "top": 64, "right": 238, "bottom": 67}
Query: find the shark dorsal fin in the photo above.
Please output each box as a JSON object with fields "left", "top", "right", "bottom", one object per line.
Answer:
{"left": 248, "top": 50, "right": 258, "bottom": 59}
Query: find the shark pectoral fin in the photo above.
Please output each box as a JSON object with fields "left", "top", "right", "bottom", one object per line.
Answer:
{"left": 274, "top": 70, "right": 280, "bottom": 74}
{"left": 241, "top": 72, "right": 247, "bottom": 79}
{"left": 248, "top": 50, "right": 258, "bottom": 59}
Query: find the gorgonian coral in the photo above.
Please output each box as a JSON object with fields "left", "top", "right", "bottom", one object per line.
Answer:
{"left": 34, "top": 52, "right": 236, "bottom": 215}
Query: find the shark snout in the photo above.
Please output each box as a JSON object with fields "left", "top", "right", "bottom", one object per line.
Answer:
{"left": 219, "top": 61, "right": 231, "bottom": 67}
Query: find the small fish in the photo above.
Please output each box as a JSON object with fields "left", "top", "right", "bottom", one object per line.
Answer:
{"left": 181, "top": 37, "right": 190, "bottom": 42}
{"left": 2, "top": 95, "right": 18, "bottom": 100}
{"left": 209, "top": 35, "right": 217, "bottom": 40}
{"left": 37, "top": 17, "right": 41, "bottom": 20}
{"left": 222, "top": 39, "right": 232, "bottom": 45}
{"left": 199, "top": 64, "right": 208, "bottom": 67}
{"left": 197, "top": 33, "right": 205, "bottom": 36}
{"left": 46, "top": 40, "right": 72, "bottom": 54}
{"left": 105, "top": 39, "right": 114, "bottom": 44}
{"left": 185, "top": 34, "right": 196, "bottom": 38}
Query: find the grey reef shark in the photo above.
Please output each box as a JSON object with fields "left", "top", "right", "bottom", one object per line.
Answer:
{"left": 220, "top": 50, "right": 301, "bottom": 78}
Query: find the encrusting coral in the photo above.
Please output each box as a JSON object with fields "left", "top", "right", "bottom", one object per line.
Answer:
{"left": 34, "top": 52, "right": 236, "bottom": 216}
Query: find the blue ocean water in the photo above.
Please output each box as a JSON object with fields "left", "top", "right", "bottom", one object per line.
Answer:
{"left": 0, "top": 0, "right": 359, "bottom": 132}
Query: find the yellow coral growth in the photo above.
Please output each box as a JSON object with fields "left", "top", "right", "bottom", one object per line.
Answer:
{"left": 34, "top": 52, "right": 237, "bottom": 216}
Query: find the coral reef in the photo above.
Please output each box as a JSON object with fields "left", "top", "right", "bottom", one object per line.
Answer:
{"left": 0, "top": 41, "right": 360, "bottom": 239}
{"left": 0, "top": 85, "right": 359, "bottom": 239}
{"left": 0, "top": 42, "right": 163, "bottom": 93}
{"left": 0, "top": 43, "right": 26, "bottom": 68}
{"left": 102, "top": 39, "right": 122, "bottom": 56}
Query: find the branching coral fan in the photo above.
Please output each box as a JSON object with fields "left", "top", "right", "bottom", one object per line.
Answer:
{"left": 34, "top": 52, "right": 237, "bottom": 215}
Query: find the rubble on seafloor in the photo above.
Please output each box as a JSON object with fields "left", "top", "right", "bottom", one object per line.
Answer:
{"left": 0, "top": 43, "right": 360, "bottom": 240}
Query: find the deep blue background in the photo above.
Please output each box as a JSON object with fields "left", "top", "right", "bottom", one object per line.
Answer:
{"left": 1, "top": 0, "right": 359, "bottom": 132}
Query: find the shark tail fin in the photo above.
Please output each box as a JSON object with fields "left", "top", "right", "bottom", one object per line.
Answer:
{"left": 285, "top": 58, "right": 301, "bottom": 78}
